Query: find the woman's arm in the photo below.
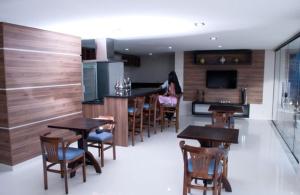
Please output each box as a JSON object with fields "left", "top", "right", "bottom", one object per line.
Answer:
{"left": 168, "top": 82, "right": 176, "bottom": 96}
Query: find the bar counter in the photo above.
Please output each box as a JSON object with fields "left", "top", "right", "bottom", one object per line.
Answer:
{"left": 82, "top": 88, "right": 162, "bottom": 146}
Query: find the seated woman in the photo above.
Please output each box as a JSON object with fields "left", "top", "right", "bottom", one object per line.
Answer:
{"left": 159, "top": 71, "right": 182, "bottom": 106}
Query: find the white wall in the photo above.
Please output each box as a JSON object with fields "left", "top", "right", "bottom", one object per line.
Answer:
{"left": 175, "top": 51, "right": 192, "bottom": 116}
{"left": 249, "top": 50, "right": 275, "bottom": 120}
{"left": 124, "top": 53, "right": 174, "bottom": 83}
{"left": 175, "top": 50, "right": 276, "bottom": 119}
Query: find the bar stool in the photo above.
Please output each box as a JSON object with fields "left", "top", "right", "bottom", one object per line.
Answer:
{"left": 128, "top": 96, "right": 145, "bottom": 146}
{"left": 160, "top": 94, "right": 182, "bottom": 133}
{"left": 143, "top": 94, "right": 159, "bottom": 137}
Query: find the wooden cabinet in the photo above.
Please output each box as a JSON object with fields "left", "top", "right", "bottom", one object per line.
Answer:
{"left": 122, "top": 54, "right": 140, "bottom": 66}
{"left": 82, "top": 47, "right": 96, "bottom": 60}
{"left": 194, "top": 49, "right": 252, "bottom": 65}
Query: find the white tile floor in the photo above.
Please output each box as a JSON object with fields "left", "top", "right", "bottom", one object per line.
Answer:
{"left": 1, "top": 116, "right": 300, "bottom": 195}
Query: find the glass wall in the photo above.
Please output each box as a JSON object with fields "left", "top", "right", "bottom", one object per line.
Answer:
{"left": 273, "top": 36, "right": 300, "bottom": 161}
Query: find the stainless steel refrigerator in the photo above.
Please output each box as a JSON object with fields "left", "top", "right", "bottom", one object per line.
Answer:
{"left": 82, "top": 61, "right": 124, "bottom": 101}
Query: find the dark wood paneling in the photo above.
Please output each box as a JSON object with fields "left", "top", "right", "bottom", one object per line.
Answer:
{"left": 0, "top": 49, "right": 5, "bottom": 88}
{"left": 82, "top": 104, "right": 105, "bottom": 118}
{"left": 0, "top": 90, "right": 8, "bottom": 127}
{"left": 104, "top": 97, "right": 128, "bottom": 146}
{"left": 0, "top": 23, "right": 3, "bottom": 48}
{"left": 7, "top": 85, "right": 82, "bottom": 127}
{"left": 184, "top": 50, "right": 265, "bottom": 104}
{"left": 4, "top": 50, "right": 81, "bottom": 88}
{"left": 9, "top": 113, "right": 80, "bottom": 165}
{"left": 0, "top": 129, "right": 11, "bottom": 165}
{"left": 0, "top": 22, "right": 82, "bottom": 165}
{"left": 2, "top": 23, "right": 81, "bottom": 55}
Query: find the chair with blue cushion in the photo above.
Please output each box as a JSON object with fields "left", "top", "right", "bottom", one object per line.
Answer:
{"left": 40, "top": 133, "right": 86, "bottom": 194}
{"left": 179, "top": 141, "right": 224, "bottom": 195}
{"left": 128, "top": 96, "right": 145, "bottom": 146}
{"left": 87, "top": 115, "right": 116, "bottom": 167}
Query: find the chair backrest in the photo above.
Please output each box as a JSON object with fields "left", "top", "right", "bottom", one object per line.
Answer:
{"left": 133, "top": 96, "right": 145, "bottom": 117}
{"left": 179, "top": 141, "right": 223, "bottom": 179}
{"left": 211, "top": 112, "right": 229, "bottom": 128}
{"left": 93, "top": 115, "right": 115, "bottom": 130}
{"left": 149, "top": 94, "right": 159, "bottom": 111}
{"left": 40, "top": 135, "right": 63, "bottom": 163}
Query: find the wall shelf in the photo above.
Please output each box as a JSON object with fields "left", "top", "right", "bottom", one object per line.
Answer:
{"left": 194, "top": 49, "right": 252, "bottom": 65}
{"left": 192, "top": 101, "right": 250, "bottom": 118}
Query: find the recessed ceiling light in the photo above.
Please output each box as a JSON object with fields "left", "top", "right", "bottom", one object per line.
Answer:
{"left": 210, "top": 37, "right": 217, "bottom": 41}
{"left": 149, "top": 53, "right": 153, "bottom": 56}
{"left": 124, "top": 48, "right": 129, "bottom": 51}
{"left": 194, "top": 22, "right": 205, "bottom": 27}
{"left": 168, "top": 46, "right": 172, "bottom": 50}
{"left": 218, "top": 45, "right": 223, "bottom": 48}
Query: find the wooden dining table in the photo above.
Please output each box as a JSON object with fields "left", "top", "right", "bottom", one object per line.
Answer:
{"left": 48, "top": 117, "right": 113, "bottom": 176}
{"left": 177, "top": 125, "right": 239, "bottom": 192}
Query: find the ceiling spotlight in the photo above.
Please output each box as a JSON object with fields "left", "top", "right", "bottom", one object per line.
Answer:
{"left": 168, "top": 46, "right": 172, "bottom": 50}
{"left": 125, "top": 48, "right": 129, "bottom": 51}
{"left": 194, "top": 22, "right": 205, "bottom": 27}
{"left": 201, "top": 22, "right": 205, "bottom": 26}
{"left": 218, "top": 45, "right": 223, "bottom": 48}
{"left": 149, "top": 53, "right": 153, "bottom": 56}
{"left": 210, "top": 37, "right": 217, "bottom": 41}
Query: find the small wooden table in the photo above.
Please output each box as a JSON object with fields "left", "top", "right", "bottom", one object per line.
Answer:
{"left": 177, "top": 125, "right": 239, "bottom": 192}
{"left": 48, "top": 117, "right": 113, "bottom": 176}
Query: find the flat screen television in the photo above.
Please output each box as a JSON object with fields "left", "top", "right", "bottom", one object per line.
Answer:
{"left": 206, "top": 70, "right": 237, "bottom": 89}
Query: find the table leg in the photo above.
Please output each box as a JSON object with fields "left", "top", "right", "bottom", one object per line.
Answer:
{"left": 70, "top": 131, "right": 102, "bottom": 177}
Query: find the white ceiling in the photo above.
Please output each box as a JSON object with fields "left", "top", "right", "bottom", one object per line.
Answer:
{"left": 0, "top": 0, "right": 300, "bottom": 54}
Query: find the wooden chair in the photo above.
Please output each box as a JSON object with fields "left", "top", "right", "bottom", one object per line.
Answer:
{"left": 160, "top": 94, "right": 182, "bottom": 133}
{"left": 179, "top": 141, "right": 223, "bottom": 195}
{"left": 143, "top": 94, "right": 159, "bottom": 136}
{"left": 211, "top": 111, "right": 234, "bottom": 129}
{"left": 128, "top": 96, "right": 145, "bottom": 146}
{"left": 87, "top": 115, "right": 116, "bottom": 167}
{"left": 40, "top": 133, "right": 86, "bottom": 194}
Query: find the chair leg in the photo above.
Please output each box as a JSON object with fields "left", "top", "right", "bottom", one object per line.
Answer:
{"left": 132, "top": 123, "right": 135, "bottom": 146}
{"left": 100, "top": 143, "right": 104, "bottom": 167}
{"left": 148, "top": 111, "right": 150, "bottom": 138}
{"left": 113, "top": 142, "right": 116, "bottom": 160}
{"left": 183, "top": 176, "right": 188, "bottom": 195}
{"left": 43, "top": 160, "right": 48, "bottom": 190}
{"left": 153, "top": 111, "right": 157, "bottom": 134}
{"left": 98, "top": 143, "right": 101, "bottom": 157}
{"left": 160, "top": 107, "right": 164, "bottom": 132}
{"left": 82, "top": 155, "right": 86, "bottom": 182}
{"left": 60, "top": 162, "right": 64, "bottom": 178}
{"left": 140, "top": 117, "right": 144, "bottom": 142}
{"left": 63, "top": 162, "right": 68, "bottom": 194}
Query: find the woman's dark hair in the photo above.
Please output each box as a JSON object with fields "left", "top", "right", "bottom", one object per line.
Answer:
{"left": 168, "top": 71, "right": 182, "bottom": 94}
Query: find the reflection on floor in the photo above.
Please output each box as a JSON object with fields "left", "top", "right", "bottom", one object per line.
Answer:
{"left": 0, "top": 116, "right": 300, "bottom": 195}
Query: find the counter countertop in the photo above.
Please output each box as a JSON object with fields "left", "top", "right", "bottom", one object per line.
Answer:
{"left": 105, "top": 88, "right": 162, "bottom": 98}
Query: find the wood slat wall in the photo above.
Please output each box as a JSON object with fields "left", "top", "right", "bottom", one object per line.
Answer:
{"left": 183, "top": 50, "right": 265, "bottom": 104}
{"left": 0, "top": 22, "right": 82, "bottom": 165}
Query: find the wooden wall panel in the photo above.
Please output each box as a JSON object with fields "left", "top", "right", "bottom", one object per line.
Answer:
{"left": 0, "top": 91, "right": 8, "bottom": 127}
{"left": 4, "top": 50, "right": 81, "bottom": 88}
{"left": 0, "top": 24, "right": 3, "bottom": 48}
{"left": 9, "top": 113, "right": 80, "bottom": 165}
{"left": 0, "top": 49, "right": 5, "bottom": 88}
{"left": 1, "top": 22, "right": 81, "bottom": 55}
{"left": 184, "top": 50, "right": 265, "bottom": 104}
{"left": 0, "top": 22, "right": 82, "bottom": 166}
{"left": 82, "top": 104, "right": 105, "bottom": 118}
{"left": 6, "top": 85, "right": 82, "bottom": 127}
{"left": 0, "top": 129, "right": 11, "bottom": 165}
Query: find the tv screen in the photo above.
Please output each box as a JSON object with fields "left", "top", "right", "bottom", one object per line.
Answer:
{"left": 206, "top": 70, "right": 237, "bottom": 89}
